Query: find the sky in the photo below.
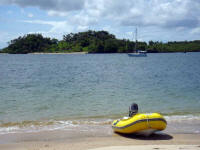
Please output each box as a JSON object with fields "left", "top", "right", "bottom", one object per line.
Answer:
{"left": 0, "top": 0, "right": 200, "bottom": 48}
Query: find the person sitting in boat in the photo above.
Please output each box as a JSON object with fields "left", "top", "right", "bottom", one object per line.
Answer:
{"left": 129, "top": 103, "right": 138, "bottom": 117}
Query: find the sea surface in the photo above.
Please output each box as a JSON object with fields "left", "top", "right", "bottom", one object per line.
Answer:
{"left": 0, "top": 53, "right": 200, "bottom": 134}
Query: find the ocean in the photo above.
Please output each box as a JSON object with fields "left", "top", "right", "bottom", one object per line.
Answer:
{"left": 0, "top": 53, "right": 200, "bottom": 135}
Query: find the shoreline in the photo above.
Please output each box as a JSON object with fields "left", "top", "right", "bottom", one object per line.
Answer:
{"left": 1, "top": 115, "right": 200, "bottom": 135}
{"left": 1, "top": 51, "right": 200, "bottom": 55}
{"left": 0, "top": 131, "right": 200, "bottom": 150}
{"left": 1, "top": 120, "right": 200, "bottom": 149}
{"left": 0, "top": 52, "right": 88, "bottom": 54}
{"left": 29, "top": 52, "right": 88, "bottom": 54}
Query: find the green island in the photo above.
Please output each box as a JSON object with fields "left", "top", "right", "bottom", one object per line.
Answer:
{"left": 0, "top": 30, "right": 200, "bottom": 54}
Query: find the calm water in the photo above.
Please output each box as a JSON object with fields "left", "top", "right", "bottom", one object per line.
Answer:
{"left": 0, "top": 53, "right": 200, "bottom": 134}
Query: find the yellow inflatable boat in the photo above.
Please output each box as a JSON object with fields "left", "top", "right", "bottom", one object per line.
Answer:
{"left": 112, "top": 113, "right": 167, "bottom": 136}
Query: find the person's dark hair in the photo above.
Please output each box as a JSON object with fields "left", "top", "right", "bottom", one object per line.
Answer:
{"left": 129, "top": 103, "right": 138, "bottom": 117}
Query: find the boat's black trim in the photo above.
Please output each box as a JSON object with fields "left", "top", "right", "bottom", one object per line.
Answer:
{"left": 112, "top": 118, "right": 167, "bottom": 129}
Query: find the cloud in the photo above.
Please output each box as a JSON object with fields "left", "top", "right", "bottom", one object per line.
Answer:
{"left": 0, "top": 0, "right": 200, "bottom": 47}
{"left": 1, "top": 0, "right": 200, "bottom": 29}
{"left": 47, "top": 10, "right": 68, "bottom": 17}
{"left": 0, "top": 0, "right": 84, "bottom": 11}
{"left": 21, "top": 19, "right": 77, "bottom": 40}
{"left": 27, "top": 13, "right": 34, "bottom": 18}
{"left": 22, "top": 20, "right": 71, "bottom": 33}
{"left": 21, "top": 17, "right": 95, "bottom": 33}
{"left": 191, "top": 27, "right": 200, "bottom": 34}
{"left": 107, "top": 0, "right": 200, "bottom": 29}
{"left": 0, "top": 31, "right": 24, "bottom": 48}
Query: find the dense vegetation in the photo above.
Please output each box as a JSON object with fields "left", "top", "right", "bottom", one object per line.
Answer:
{"left": 1, "top": 34, "right": 58, "bottom": 54}
{"left": 1, "top": 30, "right": 200, "bottom": 54}
{"left": 147, "top": 40, "right": 200, "bottom": 53}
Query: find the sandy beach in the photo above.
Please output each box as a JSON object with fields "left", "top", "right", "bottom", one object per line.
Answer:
{"left": 0, "top": 129, "right": 200, "bottom": 150}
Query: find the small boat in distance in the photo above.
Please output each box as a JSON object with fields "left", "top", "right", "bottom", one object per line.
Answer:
{"left": 128, "top": 50, "right": 147, "bottom": 57}
{"left": 128, "top": 28, "right": 147, "bottom": 57}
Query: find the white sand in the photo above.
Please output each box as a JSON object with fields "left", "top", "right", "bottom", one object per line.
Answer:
{"left": 0, "top": 128, "right": 200, "bottom": 150}
{"left": 90, "top": 145, "right": 200, "bottom": 150}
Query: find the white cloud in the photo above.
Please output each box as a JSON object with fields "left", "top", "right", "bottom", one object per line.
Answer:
{"left": 47, "top": 10, "right": 68, "bottom": 17}
{"left": 0, "top": 0, "right": 84, "bottom": 11}
{"left": 72, "top": 13, "right": 98, "bottom": 26}
{"left": 77, "top": 25, "right": 89, "bottom": 31}
{"left": 191, "top": 27, "right": 200, "bottom": 34}
{"left": 1, "top": 0, "right": 200, "bottom": 29}
{"left": 27, "top": 13, "right": 34, "bottom": 18}
{"left": 22, "top": 20, "right": 57, "bottom": 26}
{"left": 0, "top": 31, "right": 24, "bottom": 48}
{"left": 21, "top": 20, "right": 75, "bottom": 40}
{"left": 1, "top": 0, "right": 200, "bottom": 46}
{"left": 109, "top": 0, "right": 200, "bottom": 28}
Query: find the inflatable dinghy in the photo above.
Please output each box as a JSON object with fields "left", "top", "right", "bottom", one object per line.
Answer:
{"left": 112, "top": 113, "right": 167, "bottom": 136}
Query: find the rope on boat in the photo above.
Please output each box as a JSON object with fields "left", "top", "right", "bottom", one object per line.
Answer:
{"left": 146, "top": 114, "right": 151, "bottom": 128}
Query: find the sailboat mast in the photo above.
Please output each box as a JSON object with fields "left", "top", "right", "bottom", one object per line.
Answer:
{"left": 134, "top": 28, "right": 137, "bottom": 52}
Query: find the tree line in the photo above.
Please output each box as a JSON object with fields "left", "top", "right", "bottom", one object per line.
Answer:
{"left": 1, "top": 30, "right": 200, "bottom": 54}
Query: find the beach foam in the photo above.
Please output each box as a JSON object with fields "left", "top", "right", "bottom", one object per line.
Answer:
{"left": 0, "top": 115, "right": 200, "bottom": 134}
{"left": 165, "top": 114, "right": 200, "bottom": 122}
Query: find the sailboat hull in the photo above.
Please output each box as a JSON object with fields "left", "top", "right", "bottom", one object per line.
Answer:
{"left": 128, "top": 53, "right": 147, "bottom": 57}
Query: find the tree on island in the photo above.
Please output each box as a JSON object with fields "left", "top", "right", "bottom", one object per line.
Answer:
{"left": 2, "top": 34, "right": 57, "bottom": 54}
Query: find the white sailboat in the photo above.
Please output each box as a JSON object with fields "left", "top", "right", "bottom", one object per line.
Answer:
{"left": 128, "top": 28, "right": 147, "bottom": 57}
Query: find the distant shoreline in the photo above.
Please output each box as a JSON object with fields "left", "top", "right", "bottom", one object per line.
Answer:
{"left": 29, "top": 52, "right": 88, "bottom": 54}
{"left": 1, "top": 51, "right": 200, "bottom": 54}
{"left": 2, "top": 32, "right": 200, "bottom": 54}
{"left": 0, "top": 52, "right": 88, "bottom": 54}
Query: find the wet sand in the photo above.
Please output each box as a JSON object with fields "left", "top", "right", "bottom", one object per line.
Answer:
{"left": 0, "top": 129, "right": 200, "bottom": 150}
